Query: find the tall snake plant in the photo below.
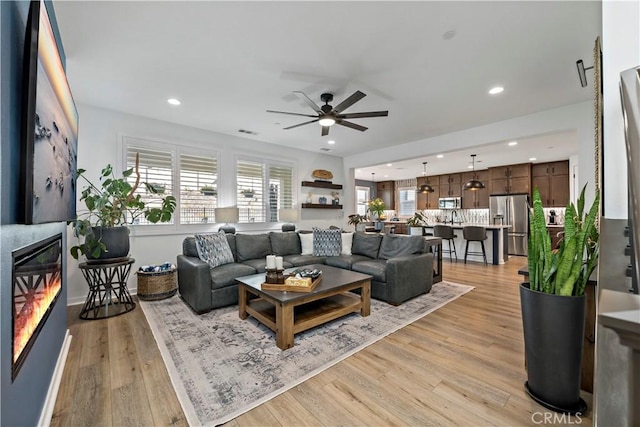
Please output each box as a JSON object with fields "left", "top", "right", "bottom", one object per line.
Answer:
{"left": 528, "top": 185, "right": 600, "bottom": 296}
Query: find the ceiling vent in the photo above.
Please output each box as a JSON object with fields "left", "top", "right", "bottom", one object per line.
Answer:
{"left": 320, "top": 147, "right": 332, "bottom": 152}
{"left": 238, "top": 129, "right": 259, "bottom": 135}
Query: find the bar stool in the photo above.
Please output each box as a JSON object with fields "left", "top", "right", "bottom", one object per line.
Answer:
{"left": 463, "top": 226, "right": 488, "bottom": 265}
{"left": 433, "top": 224, "right": 457, "bottom": 262}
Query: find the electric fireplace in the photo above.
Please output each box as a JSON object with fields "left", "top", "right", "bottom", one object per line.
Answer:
{"left": 12, "top": 233, "right": 62, "bottom": 381}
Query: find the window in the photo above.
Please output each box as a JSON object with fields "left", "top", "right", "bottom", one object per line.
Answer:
{"left": 356, "top": 186, "right": 370, "bottom": 215}
{"left": 398, "top": 187, "right": 416, "bottom": 216}
{"left": 180, "top": 153, "right": 217, "bottom": 224}
{"left": 124, "top": 137, "right": 220, "bottom": 227}
{"left": 236, "top": 159, "right": 293, "bottom": 223}
{"left": 125, "top": 145, "right": 174, "bottom": 225}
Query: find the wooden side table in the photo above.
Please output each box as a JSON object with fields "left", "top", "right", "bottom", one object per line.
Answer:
{"left": 79, "top": 258, "right": 136, "bottom": 320}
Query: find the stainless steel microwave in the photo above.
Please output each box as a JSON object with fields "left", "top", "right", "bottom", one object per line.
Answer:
{"left": 438, "top": 197, "right": 461, "bottom": 209}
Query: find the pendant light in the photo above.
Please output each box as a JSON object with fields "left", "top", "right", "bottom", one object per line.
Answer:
{"left": 463, "top": 154, "right": 485, "bottom": 191}
{"left": 417, "top": 162, "right": 434, "bottom": 193}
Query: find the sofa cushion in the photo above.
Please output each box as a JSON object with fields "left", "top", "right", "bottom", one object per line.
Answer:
{"left": 209, "top": 263, "right": 257, "bottom": 290}
{"left": 299, "top": 233, "right": 314, "bottom": 255}
{"left": 194, "top": 232, "right": 235, "bottom": 268}
{"left": 378, "top": 234, "right": 425, "bottom": 260}
{"left": 269, "top": 232, "right": 301, "bottom": 256}
{"left": 341, "top": 232, "right": 354, "bottom": 255}
{"left": 183, "top": 236, "right": 199, "bottom": 257}
{"left": 313, "top": 228, "right": 342, "bottom": 256}
{"left": 235, "top": 233, "right": 271, "bottom": 262}
{"left": 226, "top": 234, "right": 237, "bottom": 262}
{"left": 351, "top": 232, "right": 383, "bottom": 259}
{"left": 325, "top": 254, "right": 372, "bottom": 269}
{"left": 242, "top": 258, "right": 293, "bottom": 271}
{"left": 351, "top": 259, "right": 387, "bottom": 282}
{"left": 283, "top": 254, "right": 326, "bottom": 267}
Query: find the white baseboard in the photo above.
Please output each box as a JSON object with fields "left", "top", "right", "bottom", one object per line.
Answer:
{"left": 38, "top": 330, "right": 72, "bottom": 427}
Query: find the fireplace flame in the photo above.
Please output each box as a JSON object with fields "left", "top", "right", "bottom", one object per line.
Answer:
{"left": 13, "top": 278, "right": 61, "bottom": 363}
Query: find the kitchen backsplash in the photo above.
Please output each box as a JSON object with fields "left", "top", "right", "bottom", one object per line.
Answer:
{"left": 413, "top": 209, "right": 490, "bottom": 224}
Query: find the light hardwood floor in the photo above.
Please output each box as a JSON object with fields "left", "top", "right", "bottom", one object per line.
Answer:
{"left": 52, "top": 260, "right": 592, "bottom": 426}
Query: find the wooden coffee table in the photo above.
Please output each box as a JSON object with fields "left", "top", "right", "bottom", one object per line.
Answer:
{"left": 236, "top": 264, "right": 371, "bottom": 350}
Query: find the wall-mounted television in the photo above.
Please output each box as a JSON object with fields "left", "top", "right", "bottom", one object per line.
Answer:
{"left": 21, "top": 0, "right": 78, "bottom": 225}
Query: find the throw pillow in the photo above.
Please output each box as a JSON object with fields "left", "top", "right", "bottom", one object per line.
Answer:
{"left": 341, "top": 232, "right": 353, "bottom": 256}
{"left": 300, "top": 233, "right": 314, "bottom": 255}
{"left": 194, "top": 232, "right": 235, "bottom": 268}
{"left": 313, "top": 228, "right": 342, "bottom": 257}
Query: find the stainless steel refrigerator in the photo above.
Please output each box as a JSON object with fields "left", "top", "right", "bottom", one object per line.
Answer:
{"left": 490, "top": 193, "right": 529, "bottom": 256}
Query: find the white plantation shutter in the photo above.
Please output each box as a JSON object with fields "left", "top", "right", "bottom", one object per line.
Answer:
{"left": 125, "top": 146, "right": 174, "bottom": 225}
{"left": 180, "top": 153, "right": 218, "bottom": 224}
{"left": 268, "top": 164, "right": 293, "bottom": 222}
{"left": 237, "top": 160, "right": 265, "bottom": 223}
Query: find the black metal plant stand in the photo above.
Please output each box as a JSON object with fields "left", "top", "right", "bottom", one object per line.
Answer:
{"left": 79, "top": 258, "right": 136, "bottom": 320}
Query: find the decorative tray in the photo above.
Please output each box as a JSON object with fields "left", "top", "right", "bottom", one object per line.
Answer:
{"left": 261, "top": 275, "right": 322, "bottom": 292}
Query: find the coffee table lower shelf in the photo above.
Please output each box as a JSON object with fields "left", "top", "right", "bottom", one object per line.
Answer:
{"left": 245, "top": 293, "right": 362, "bottom": 336}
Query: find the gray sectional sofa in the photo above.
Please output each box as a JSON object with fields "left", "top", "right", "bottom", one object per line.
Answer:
{"left": 177, "top": 231, "right": 434, "bottom": 314}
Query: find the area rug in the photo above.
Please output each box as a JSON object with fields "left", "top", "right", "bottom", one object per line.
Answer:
{"left": 140, "top": 281, "right": 473, "bottom": 426}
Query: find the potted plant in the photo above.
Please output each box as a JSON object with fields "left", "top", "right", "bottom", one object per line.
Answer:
{"left": 347, "top": 213, "right": 369, "bottom": 231}
{"left": 241, "top": 189, "right": 255, "bottom": 198}
{"left": 367, "top": 198, "right": 386, "bottom": 230}
{"left": 200, "top": 185, "right": 217, "bottom": 196}
{"left": 406, "top": 211, "right": 427, "bottom": 235}
{"left": 521, "top": 185, "right": 599, "bottom": 414}
{"left": 70, "top": 155, "right": 177, "bottom": 262}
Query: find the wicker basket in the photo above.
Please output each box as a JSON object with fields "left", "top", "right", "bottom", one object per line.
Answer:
{"left": 136, "top": 269, "right": 177, "bottom": 301}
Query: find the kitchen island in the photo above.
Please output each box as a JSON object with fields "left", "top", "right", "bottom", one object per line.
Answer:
{"left": 422, "top": 223, "right": 511, "bottom": 265}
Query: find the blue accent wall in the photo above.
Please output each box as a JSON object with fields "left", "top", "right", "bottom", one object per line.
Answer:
{"left": 0, "top": 1, "right": 68, "bottom": 425}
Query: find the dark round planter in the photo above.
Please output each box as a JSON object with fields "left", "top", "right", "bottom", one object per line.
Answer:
{"left": 520, "top": 282, "right": 587, "bottom": 414}
{"left": 85, "top": 226, "right": 130, "bottom": 263}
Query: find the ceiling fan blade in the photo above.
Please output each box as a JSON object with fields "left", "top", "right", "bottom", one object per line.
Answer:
{"left": 293, "top": 91, "right": 322, "bottom": 114}
{"left": 283, "top": 119, "right": 319, "bottom": 130}
{"left": 266, "top": 110, "right": 318, "bottom": 118}
{"left": 338, "top": 111, "right": 389, "bottom": 119}
{"left": 337, "top": 120, "right": 368, "bottom": 132}
{"left": 321, "top": 126, "right": 330, "bottom": 136}
{"left": 332, "top": 90, "right": 366, "bottom": 113}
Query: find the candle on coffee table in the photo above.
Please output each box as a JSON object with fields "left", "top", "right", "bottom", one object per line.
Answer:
{"left": 266, "top": 255, "right": 276, "bottom": 269}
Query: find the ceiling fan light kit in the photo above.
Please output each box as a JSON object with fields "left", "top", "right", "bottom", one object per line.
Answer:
{"left": 463, "top": 154, "right": 485, "bottom": 191}
{"left": 267, "top": 90, "right": 388, "bottom": 136}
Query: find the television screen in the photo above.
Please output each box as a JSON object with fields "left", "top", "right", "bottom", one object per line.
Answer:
{"left": 22, "top": 0, "right": 78, "bottom": 224}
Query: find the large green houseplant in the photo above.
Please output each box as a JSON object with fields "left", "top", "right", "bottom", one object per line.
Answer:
{"left": 70, "top": 156, "right": 176, "bottom": 261}
{"left": 521, "top": 184, "right": 599, "bottom": 414}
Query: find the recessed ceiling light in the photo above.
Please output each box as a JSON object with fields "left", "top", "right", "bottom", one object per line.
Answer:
{"left": 529, "top": 157, "right": 537, "bottom": 161}
{"left": 167, "top": 98, "right": 181, "bottom": 106}
{"left": 384, "top": 175, "right": 389, "bottom": 178}
{"left": 356, "top": 169, "right": 361, "bottom": 173}
{"left": 508, "top": 141, "right": 518, "bottom": 146}
{"left": 488, "top": 86, "right": 504, "bottom": 95}
{"left": 467, "top": 165, "right": 474, "bottom": 169}
{"left": 387, "top": 163, "right": 392, "bottom": 167}
{"left": 327, "top": 140, "right": 335, "bottom": 145}
{"left": 437, "top": 154, "right": 444, "bottom": 159}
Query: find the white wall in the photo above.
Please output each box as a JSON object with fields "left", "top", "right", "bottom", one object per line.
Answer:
{"left": 344, "top": 101, "right": 596, "bottom": 207}
{"left": 602, "top": 0, "right": 640, "bottom": 218}
{"left": 67, "top": 104, "right": 344, "bottom": 304}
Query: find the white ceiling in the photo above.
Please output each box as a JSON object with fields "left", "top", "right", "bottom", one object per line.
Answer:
{"left": 53, "top": 1, "right": 601, "bottom": 163}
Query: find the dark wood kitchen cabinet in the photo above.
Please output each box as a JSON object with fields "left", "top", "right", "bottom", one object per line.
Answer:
{"left": 439, "top": 173, "right": 462, "bottom": 197}
{"left": 531, "top": 160, "right": 570, "bottom": 206}
{"left": 461, "top": 170, "right": 490, "bottom": 208}
{"left": 376, "top": 181, "right": 395, "bottom": 210}
{"left": 489, "top": 163, "right": 531, "bottom": 195}
{"left": 416, "top": 176, "right": 440, "bottom": 209}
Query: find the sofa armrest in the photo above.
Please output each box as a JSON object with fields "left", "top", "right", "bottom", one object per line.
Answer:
{"left": 385, "top": 253, "right": 434, "bottom": 305}
{"left": 177, "top": 255, "right": 213, "bottom": 314}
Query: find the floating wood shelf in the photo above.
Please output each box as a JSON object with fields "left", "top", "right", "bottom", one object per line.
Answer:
{"left": 301, "top": 181, "right": 343, "bottom": 190}
{"left": 301, "top": 204, "right": 343, "bottom": 209}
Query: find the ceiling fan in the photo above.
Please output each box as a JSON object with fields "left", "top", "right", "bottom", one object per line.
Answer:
{"left": 267, "top": 90, "right": 388, "bottom": 136}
